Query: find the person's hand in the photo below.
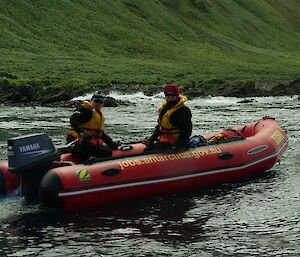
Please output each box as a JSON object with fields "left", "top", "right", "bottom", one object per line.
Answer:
{"left": 174, "top": 145, "right": 189, "bottom": 152}
{"left": 142, "top": 138, "right": 151, "bottom": 146}
{"left": 81, "top": 132, "right": 93, "bottom": 140}
{"left": 109, "top": 141, "right": 119, "bottom": 150}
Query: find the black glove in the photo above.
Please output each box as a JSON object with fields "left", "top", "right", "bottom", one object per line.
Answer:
{"left": 108, "top": 141, "right": 119, "bottom": 150}
{"left": 174, "top": 144, "right": 189, "bottom": 152}
{"left": 81, "top": 132, "right": 93, "bottom": 141}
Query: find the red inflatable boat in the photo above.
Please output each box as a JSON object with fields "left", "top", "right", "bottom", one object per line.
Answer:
{"left": 1, "top": 117, "right": 288, "bottom": 209}
{"left": 0, "top": 162, "right": 19, "bottom": 194}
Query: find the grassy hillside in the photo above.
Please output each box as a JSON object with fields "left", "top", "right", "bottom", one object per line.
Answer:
{"left": 0, "top": 0, "right": 300, "bottom": 94}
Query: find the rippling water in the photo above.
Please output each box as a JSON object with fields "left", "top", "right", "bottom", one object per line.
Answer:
{"left": 0, "top": 93, "right": 299, "bottom": 257}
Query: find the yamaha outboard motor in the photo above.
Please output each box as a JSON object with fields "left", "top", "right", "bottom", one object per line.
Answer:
{"left": 8, "top": 133, "right": 58, "bottom": 202}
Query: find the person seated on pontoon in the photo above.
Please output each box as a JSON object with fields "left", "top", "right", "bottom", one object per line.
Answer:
{"left": 142, "top": 83, "right": 192, "bottom": 152}
{"left": 66, "top": 91, "right": 119, "bottom": 160}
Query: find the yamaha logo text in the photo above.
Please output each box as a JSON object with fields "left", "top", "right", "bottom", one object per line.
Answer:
{"left": 19, "top": 143, "right": 41, "bottom": 153}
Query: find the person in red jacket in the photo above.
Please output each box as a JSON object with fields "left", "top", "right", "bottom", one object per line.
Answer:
{"left": 142, "top": 83, "right": 192, "bottom": 152}
{"left": 66, "top": 91, "right": 119, "bottom": 160}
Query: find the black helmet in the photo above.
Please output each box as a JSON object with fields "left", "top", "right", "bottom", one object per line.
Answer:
{"left": 91, "top": 91, "right": 104, "bottom": 101}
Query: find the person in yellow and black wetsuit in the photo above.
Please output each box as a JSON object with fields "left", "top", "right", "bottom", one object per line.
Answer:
{"left": 142, "top": 83, "right": 192, "bottom": 152}
{"left": 66, "top": 91, "right": 119, "bottom": 160}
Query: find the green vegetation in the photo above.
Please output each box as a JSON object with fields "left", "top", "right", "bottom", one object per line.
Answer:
{"left": 0, "top": 0, "right": 300, "bottom": 101}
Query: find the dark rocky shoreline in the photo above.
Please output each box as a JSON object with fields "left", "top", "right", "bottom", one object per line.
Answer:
{"left": 0, "top": 78, "right": 299, "bottom": 107}
{"left": 184, "top": 78, "right": 300, "bottom": 98}
{"left": 0, "top": 96, "right": 132, "bottom": 108}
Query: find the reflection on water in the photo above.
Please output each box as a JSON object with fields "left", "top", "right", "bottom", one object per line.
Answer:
{"left": 0, "top": 94, "right": 299, "bottom": 256}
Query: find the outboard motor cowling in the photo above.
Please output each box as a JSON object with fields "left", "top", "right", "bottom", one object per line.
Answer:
{"left": 8, "top": 133, "right": 58, "bottom": 202}
{"left": 8, "top": 133, "right": 57, "bottom": 174}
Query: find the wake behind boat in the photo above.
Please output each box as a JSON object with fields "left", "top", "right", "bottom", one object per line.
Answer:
{"left": 0, "top": 117, "right": 288, "bottom": 209}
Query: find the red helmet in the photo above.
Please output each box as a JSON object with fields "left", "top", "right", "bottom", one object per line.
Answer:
{"left": 164, "top": 83, "right": 180, "bottom": 96}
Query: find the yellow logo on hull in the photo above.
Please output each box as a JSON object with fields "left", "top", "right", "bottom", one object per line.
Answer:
{"left": 76, "top": 169, "right": 91, "bottom": 182}
{"left": 271, "top": 130, "right": 285, "bottom": 145}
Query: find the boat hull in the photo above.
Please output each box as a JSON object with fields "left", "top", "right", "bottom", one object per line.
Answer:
{"left": 0, "top": 162, "right": 19, "bottom": 194}
{"left": 39, "top": 117, "right": 288, "bottom": 209}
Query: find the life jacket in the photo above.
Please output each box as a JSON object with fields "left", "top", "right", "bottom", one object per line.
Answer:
{"left": 68, "top": 101, "right": 105, "bottom": 145}
{"left": 207, "top": 129, "right": 244, "bottom": 144}
{"left": 158, "top": 96, "right": 189, "bottom": 145}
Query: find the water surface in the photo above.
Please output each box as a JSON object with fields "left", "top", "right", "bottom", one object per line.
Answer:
{"left": 0, "top": 93, "right": 299, "bottom": 256}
